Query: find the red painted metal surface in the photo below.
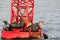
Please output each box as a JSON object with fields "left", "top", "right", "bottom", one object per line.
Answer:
{"left": 10, "top": 0, "right": 34, "bottom": 27}
{"left": 2, "top": 30, "right": 29, "bottom": 39}
{"left": 2, "top": 30, "right": 42, "bottom": 39}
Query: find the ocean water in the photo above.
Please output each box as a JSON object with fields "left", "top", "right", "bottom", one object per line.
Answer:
{"left": 0, "top": 0, "right": 60, "bottom": 40}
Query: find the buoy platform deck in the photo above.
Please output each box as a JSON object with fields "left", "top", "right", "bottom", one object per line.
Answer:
{"left": 1, "top": 28, "right": 42, "bottom": 39}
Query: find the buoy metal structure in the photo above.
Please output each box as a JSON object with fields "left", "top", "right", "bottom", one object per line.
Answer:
{"left": 1, "top": 0, "right": 43, "bottom": 39}
{"left": 10, "top": 0, "right": 34, "bottom": 26}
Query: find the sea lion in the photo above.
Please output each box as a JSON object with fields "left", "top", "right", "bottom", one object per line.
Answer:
{"left": 23, "top": 20, "right": 48, "bottom": 39}
{"left": 10, "top": 18, "right": 26, "bottom": 28}
{"left": 3, "top": 20, "right": 9, "bottom": 30}
{"left": 24, "top": 20, "right": 43, "bottom": 32}
{"left": 3, "top": 20, "right": 12, "bottom": 31}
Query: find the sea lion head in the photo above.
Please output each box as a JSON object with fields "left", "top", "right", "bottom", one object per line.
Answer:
{"left": 3, "top": 20, "right": 8, "bottom": 24}
{"left": 38, "top": 20, "right": 44, "bottom": 26}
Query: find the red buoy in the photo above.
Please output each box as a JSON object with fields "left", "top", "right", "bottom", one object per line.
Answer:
{"left": 1, "top": 0, "right": 43, "bottom": 39}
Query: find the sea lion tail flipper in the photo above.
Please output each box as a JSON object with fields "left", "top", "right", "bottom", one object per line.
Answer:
{"left": 43, "top": 33, "right": 48, "bottom": 39}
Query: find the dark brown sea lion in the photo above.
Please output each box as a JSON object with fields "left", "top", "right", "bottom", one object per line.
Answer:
{"left": 3, "top": 20, "right": 12, "bottom": 31}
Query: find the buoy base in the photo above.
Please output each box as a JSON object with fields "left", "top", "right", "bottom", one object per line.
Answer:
{"left": 1, "top": 29, "right": 43, "bottom": 39}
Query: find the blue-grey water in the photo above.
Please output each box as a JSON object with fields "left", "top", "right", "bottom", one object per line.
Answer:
{"left": 0, "top": 0, "right": 60, "bottom": 40}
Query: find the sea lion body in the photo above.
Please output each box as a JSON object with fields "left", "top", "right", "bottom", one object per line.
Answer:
{"left": 24, "top": 23, "right": 42, "bottom": 32}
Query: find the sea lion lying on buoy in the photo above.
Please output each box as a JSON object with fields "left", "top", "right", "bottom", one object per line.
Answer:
{"left": 24, "top": 20, "right": 43, "bottom": 32}
{"left": 3, "top": 20, "right": 12, "bottom": 31}
{"left": 10, "top": 18, "right": 26, "bottom": 28}
{"left": 3, "top": 20, "right": 9, "bottom": 30}
{"left": 23, "top": 20, "right": 48, "bottom": 39}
